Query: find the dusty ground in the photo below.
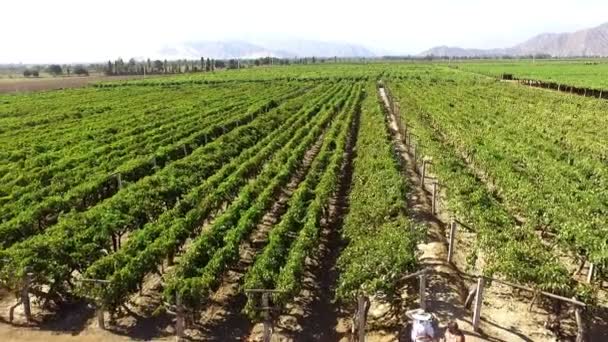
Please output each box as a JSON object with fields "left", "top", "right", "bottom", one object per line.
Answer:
{"left": 0, "top": 75, "right": 148, "bottom": 93}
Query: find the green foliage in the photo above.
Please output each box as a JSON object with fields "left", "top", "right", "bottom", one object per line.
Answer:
{"left": 242, "top": 85, "right": 361, "bottom": 317}
{"left": 73, "top": 65, "right": 89, "bottom": 76}
{"left": 47, "top": 64, "right": 62, "bottom": 76}
{"left": 336, "top": 84, "right": 419, "bottom": 301}
{"left": 390, "top": 67, "right": 608, "bottom": 295}
{"left": 461, "top": 59, "right": 608, "bottom": 89}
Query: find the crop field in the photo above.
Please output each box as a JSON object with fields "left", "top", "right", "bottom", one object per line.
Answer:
{"left": 0, "top": 62, "right": 606, "bottom": 341}
{"left": 458, "top": 59, "right": 608, "bottom": 89}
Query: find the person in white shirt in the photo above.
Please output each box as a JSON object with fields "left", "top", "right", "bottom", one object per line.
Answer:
{"left": 407, "top": 310, "right": 436, "bottom": 342}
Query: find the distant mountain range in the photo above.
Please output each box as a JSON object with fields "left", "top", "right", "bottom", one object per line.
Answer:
{"left": 157, "top": 40, "right": 377, "bottom": 59}
{"left": 420, "top": 22, "right": 608, "bottom": 57}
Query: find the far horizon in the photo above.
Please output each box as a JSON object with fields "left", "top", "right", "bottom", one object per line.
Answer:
{"left": 2, "top": 0, "right": 608, "bottom": 63}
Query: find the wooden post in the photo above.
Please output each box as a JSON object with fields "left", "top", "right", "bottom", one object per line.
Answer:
{"left": 78, "top": 278, "right": 111, "bottom": 329}
{"left": 21, "top": 272, "right": 32, "bottom": 322}
{"left": 152, "top": 156, "right": 157, "bottom": 168}
{"left": 421, "top": 160, "right": 427, "bottom": 187}
{"left": 464, "top": 285, "right": 477, "bottom": 310}
{"left": 419, "top": 274, "right": 427, "bottom": 311}
{"left": 558, "top": 84, "right": 561, "bottom": 92}
{"left": 262, "top": 293, "right": 271, "bottom": 342}
{"left": 116, "top": 173, "right": 123, "bottom": 189}
{"left": 182, "top": 144, "right": 188, "bottom": 156}
{"left": 472, "top": 277, "right": 485, "bottom": 332}
{"left": 175, "top": 292, "right": 185, "bottom": 341}
{"left": 357, "top": 295, "right": 366, "bottom": 342}
{"left": 97, "top": 301, "right": 105, "bottom": 329}
{"left": 587, "top": 263, "right": 594, "bottom": 284}
{"left": 574, "top": 300, "right": 586, "bottom": 342}
{"left": 167, "top": 248, "right": 175, "bottom": 266}
{"left": 432, "top": 181, "right": 438, "bottom": 215}
{"left": 413, "top": 144, "right": 417, "bottom": 169}
{"left": 447, "top": 220, "right": 456, "bottom": 263}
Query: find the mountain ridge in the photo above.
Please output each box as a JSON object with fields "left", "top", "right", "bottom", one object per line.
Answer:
{"left": 420, "top": 22, "right": 608, "bottom": 57}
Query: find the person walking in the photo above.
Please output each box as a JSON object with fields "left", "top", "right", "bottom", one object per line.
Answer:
{"left": 407, "top": 310, "right": 436, "bottom": 342}
{"left": 444, "top": 320, "right": 465, "bottom": 342}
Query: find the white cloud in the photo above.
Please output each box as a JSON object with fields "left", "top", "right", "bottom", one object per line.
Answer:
{"left": 1, "top": 0, "right": 607, "bottom": 63}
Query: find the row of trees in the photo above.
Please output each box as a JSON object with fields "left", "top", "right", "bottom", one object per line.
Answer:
{"left": 103, "top": 55, "right": 346, "bottom": 76}
{"left": 18, "top": 55, "right": 351, "bottom": 78}
{"left": 22, "top": 64, "right": 90, "bottom": 77}
{"left": 104, "top": 57, "right": 220, "bottom": 76}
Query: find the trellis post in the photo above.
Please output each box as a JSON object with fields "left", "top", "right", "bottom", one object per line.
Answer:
{"left": 421, "top": 160, "right": 428, "bottom": 186}
{"left": 244, "top": 289, "right": 285, "bottom": 342}
{"left": 97, "top": 303, "right": 105, "bottom": 329}
{"left": 419, "top": 274, "right": 427, "bottom": 311}
{"left": 176, "top": 292, "right": 185, "bottom": 341}
{"left": 116, "top": 173, "right": 123, "bottom": 189}
{"left": 357, "top": 295, "right": 367, "bottom": 342}
{"left": 262, "top": 293, "right": 271, "bottom": 342}
{"left": 79, "top": 278, "right": 111, "bottom": 329}
{"left": 472, "top": 277, "right": 485, "bottom": 332}
{"left": 586, "top": 263, "right": 594, "bottom": 284}
{"left": 21, "top": 271, "right": 33, "bottom": 322}
{"left": 431, "top": 181, "right": 438, "bottom": 215}
{"left": 447, "top": 220, "right": 457, "bottom": 263}
{"left": 574, "top": 299, "right": 587, "bottom": 342}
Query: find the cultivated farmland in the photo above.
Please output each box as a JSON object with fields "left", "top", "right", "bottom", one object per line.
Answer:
{"left": 0, "top": 63, "right": 605, "bottom": 341}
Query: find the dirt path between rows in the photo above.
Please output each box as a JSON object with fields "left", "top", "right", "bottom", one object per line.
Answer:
{"left": 189, "top": 129, "right": 328, "bottom": 342}
{"left": 378, "top": 86, "right": 481, "bottom": 341}
{"left": 266, "top": 99, "right": 361, "bottom": 342}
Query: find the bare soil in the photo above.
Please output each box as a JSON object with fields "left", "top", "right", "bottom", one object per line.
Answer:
{"left": 0, "top": 75, "right": 147, "bottom": 93}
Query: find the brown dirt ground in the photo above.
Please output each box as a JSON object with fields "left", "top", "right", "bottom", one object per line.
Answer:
{"left": 0, "top": 75, "right": 147, "bottom": 93}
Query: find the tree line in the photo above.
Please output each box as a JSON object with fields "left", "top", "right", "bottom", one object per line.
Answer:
{"left": 16, "top": 55, "right": 352, "bottom": 78}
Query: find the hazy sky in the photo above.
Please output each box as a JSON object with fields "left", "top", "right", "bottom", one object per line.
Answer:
{"left": 2, "top": 0, "right": 608, "bottom": 63}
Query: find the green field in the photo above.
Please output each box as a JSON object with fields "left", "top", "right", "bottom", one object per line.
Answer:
{"left": 0, "top": 62, "right": 605, "bottom": 339}
{"left": 457, "top": 59, "right": 608, "bottom": 89}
